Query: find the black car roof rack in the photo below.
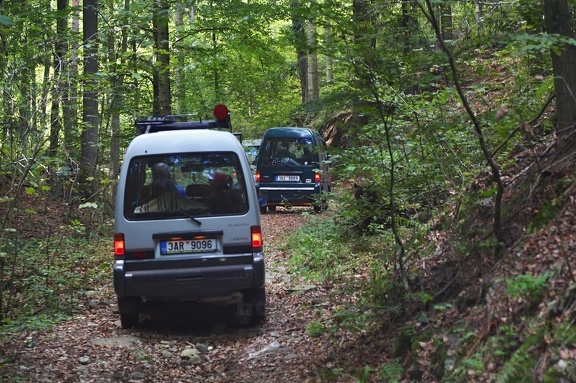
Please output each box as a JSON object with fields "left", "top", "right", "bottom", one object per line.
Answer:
{"left": 135, "top": 105, "right": 239, "bottom": 139}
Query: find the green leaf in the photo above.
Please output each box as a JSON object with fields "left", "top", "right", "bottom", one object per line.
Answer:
{"left": 0, "top": 15, "right": 14, "bottom": 26}
{"left": 79, "top": 202, "right": 98, "bottom": 209}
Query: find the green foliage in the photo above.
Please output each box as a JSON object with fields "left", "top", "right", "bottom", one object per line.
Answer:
{"left": 445, "top": 352, "right": 486, "bottom": 382}
{"left": 529, "top": 198, "right": 562, "bottom": 233}
{"left": 0, "top": 230, "right": 111, "bottom": 331}
{"left": 379, "top": 359, "right": 404, "bottom": 383}
{"left": 505, "top": 272, "right": 552, "bottom": 302}
{"left": 305, "top": 321, "right": 328, "bottom": 337}
{"left": 354, "top": 365, "right": 372, "bottom": 383}
{"left": 332, "top": 304, "right": 370, "bottom": 332}
{"left": 286, "top": 216, "right": 348, "bottom": 281}
{"left": 318, "top": 365, "right": 343, "bottom": 381}
{"left": 495, "top": 333, "right": 541, "bottom": 383}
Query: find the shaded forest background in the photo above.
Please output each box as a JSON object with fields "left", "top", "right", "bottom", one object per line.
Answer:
{"left": 2, "top": 0, "right": 576, "bottom": 381}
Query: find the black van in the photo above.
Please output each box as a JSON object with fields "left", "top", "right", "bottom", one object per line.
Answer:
{"left": 255, "top": 127, "right": 331, "bottom": 212}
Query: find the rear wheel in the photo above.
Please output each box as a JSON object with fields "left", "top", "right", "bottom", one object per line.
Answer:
{"left": 247, "top": 288, "right": 266, "bottom": 325}
{"left": 120, "top": 313, "right": 139, "bottom": 329}
{"left": 117, "top": 297, "right": 141, "bottom": 328}
{"left": 267, "top": 205, "right": 276, "bottom": 212}
{"left": 260, "top": 206, "right": 267, "bottom": 214}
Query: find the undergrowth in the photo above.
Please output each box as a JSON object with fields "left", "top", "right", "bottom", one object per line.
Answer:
{"left": 0, "top": 233, "right": 111, "bottom": 334}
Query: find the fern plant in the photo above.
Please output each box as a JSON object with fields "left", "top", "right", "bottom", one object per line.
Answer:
{"left": 495, "top": 333, "right": 542, "bottom": 383}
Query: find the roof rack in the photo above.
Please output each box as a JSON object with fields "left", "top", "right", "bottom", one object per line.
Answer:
{"left": 135, "top": 104, "right": 235, "bottom": 135}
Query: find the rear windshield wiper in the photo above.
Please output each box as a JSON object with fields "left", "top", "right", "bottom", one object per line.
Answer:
{"left": 176, "top": 209, "right": 204, "bottom": 225}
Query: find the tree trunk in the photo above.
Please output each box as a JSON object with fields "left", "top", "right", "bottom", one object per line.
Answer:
{"left": 153, "top": 0, "right": 171, "bottom": 116}
{"left": 80, "top": 0, "right": 99, "bottom": 198}
{"left": 49, "top": 0, "right": 68, "bottom": 157}
{"left": 352, "top": 0, "right": 376, "bottom": 89}
{"left": 108, "top": 0, "right": 130, "bottom": 203}
{"left": 543, "top": 0, "right": 576, "bottom": 136}
{"left": 64, "top": 0, "right": 80, "bottom": 157}
{"left": 291, "top": 0, "right": 308, "bottom": 104}
{"left": 174, "top": 1, "right": 185, "bottom": 114}
{"left": 324, "top": 23, "right": 333, "bottom": 84}
{"left": 441, "top": 3, "right": 453, "bottom": 42}
{"left": 306, "top": 21, "right": 319, "bottom": 102}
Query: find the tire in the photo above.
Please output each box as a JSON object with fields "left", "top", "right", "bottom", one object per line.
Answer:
{"left": 248, "top": 288, "right": 266, "bottom": 325}
{"left": 120, "top": 313, "right": 139, "bottom": 329}
{"left": 260, "top": 206, "right": 267, "bottom": 214}
{"left": 117, "top": 297, "right": 140, "bottom": 328}
{"left": 267, "top": 205, "right": 276, "bottom": 212}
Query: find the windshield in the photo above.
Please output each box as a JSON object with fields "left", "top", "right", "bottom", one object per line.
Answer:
{"left": 259, "top": 138, "right": 316, "bottom": 166}
{"left": 123, "top": 152, "right": 249, "bottom": 219}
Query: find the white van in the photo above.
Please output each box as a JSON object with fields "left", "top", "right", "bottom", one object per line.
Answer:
{"left": 113, "top": 106, "right": 265, "bottom": 328}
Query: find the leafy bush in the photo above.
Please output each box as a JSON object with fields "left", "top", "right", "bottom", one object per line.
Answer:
{"left": 0, "top": 230, "right": 110, "bottom": 331}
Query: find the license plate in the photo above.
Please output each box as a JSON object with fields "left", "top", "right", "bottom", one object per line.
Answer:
{"left": 276, "top": 175, "right": 300, "bottom": 182}
{"left": 160, "top": 238, "right": 217, "bottom": 255}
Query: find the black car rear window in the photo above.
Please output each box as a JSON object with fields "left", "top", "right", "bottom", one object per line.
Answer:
{"left": 123, "top": 152, "right": 249, "bottom": 219}
{"left": 259, "top": 138, "right": 316, "bottom": 165}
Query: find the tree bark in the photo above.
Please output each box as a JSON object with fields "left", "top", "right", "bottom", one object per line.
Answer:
{"left": 80, "top": 0, "right": 99, "bottom": 197}
{"left": 107, "top": 0, "right": 130, "bottom": 203}
{"left": 153, "top": 0, "right": 171, "bottom": 115}
{"left": 543, "top": 0, "right": 576, "bottom": 136}
{"left": 63, "top": 0, "right": 80, "bottom": 157}
{"left": 291, "top": 0, "right": 308, "bottom": 104}
{"left": 49, "top": 0, "right": 68, "bottom": 157}
{"left": 306, "top": 21, "right": 319, "bottom": 101}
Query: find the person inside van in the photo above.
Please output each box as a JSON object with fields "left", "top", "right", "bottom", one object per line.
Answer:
{"left": 135, "top": 162, "right": 191, "bottom": 213}
{"left": 299, "top": 147, "right": 314, "bottom": 165}
{"left": 274, "top": 142, "right": 296, "bottom": 161}
{"left": 206, "top": 172, "right": 247, "bottom": 214}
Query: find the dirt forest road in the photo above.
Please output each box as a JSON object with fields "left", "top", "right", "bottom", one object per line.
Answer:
{"left": 1, "top": 209, "right": 382, "bottom": 383}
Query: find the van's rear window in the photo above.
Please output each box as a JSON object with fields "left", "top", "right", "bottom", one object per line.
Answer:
{"left": 123, "top": 152, "right": 249, "bottom": 219}
{"left": 259, "top": 138, "right": 316, "bottom": 165}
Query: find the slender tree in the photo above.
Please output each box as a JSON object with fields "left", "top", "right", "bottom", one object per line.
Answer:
{"left": 306, "top": 20, "right": 319, "bottom": 101}
{"left": 49, "top": 0, "right": 68, "bottom": 157}
{"left": 153, "top": 0, "right": 171, "bottom": 115}
{"left": 291, "top": 0, "right": 308, "bottom": 104}
{"left": 80, "top": 0, "right": 99, "bottom": 197}
{"left": 63, "top": 0, "right": 80, "bottom": 157}
{"left": 543, "top": 0, "right": 576, "bottom": 139}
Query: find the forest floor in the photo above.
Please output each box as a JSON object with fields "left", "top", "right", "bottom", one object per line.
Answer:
{"left": 0, "top": 207, "right": 397, "bottom": 383}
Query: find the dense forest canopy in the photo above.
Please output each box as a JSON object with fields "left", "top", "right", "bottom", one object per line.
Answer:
{"left": 1, "top": 0, "right": 575, "bottom": 250}
{"left": 1, "top": 0, "right": 576, "bottom": 379}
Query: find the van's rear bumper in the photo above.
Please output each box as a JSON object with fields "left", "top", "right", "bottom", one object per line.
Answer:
{"left": 258, "top": 185, "right": 319, "bottom": 205}
{"left": 113, "top": 253, "right": 265, "bottom": 300}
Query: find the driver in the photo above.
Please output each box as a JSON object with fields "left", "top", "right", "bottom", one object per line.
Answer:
{"left": 135, "top": 162, "right": 204, "bottom": 213}
{"left": 275, "top": 142, "right": 296, "bottom": 160}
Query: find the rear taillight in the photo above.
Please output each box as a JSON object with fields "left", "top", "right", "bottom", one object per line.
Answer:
{"left": 251, "top": 226, "right": 263, "bottom": 249}
{"left": 255, "top": 171, "right": 261, "bottom": 182}
{"left": 314, "top": 172, "right": 321, "bottom": 182}
{"left": 114, "top": 233, "right": 125, "bottom": 256}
